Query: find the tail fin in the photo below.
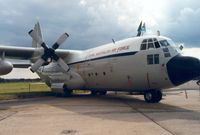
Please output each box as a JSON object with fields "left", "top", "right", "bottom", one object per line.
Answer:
{"left": 32, "top": 22, "right": 43, "bottom": 48}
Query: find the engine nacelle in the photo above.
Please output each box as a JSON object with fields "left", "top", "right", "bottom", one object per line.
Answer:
{"left": 0, "top": 60, "right": 13, "bottom": 75}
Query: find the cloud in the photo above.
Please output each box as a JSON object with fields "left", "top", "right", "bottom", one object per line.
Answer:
{"left": 164, "top": 7, "right": 200, "bottom": 46}
{"left": 0, "top": 0, "right": 199, "bottom": 49}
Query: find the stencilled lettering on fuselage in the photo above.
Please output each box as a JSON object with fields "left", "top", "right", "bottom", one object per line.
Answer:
{"left": 87, "top": 45, "right": 130, "bottom": 59}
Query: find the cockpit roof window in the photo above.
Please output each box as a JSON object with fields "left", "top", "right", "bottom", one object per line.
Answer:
{"left": 159, "top": 40, "right": 170, "bottom": 47}
{"left": 153, "top": 38, "right": 158, "bottom": 42}
{"left": 148, "top": 39, "right": 153, "bottom": 43}
{"left": 142, "top": 39, "right": 147, "bottom": 43}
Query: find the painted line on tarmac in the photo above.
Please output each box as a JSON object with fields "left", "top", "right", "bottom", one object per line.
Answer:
{"left": 0, "top": 111, "right": 17, "bottom": 122}
{"left": 119, "top": 99, "right": 176, "bottom": 135}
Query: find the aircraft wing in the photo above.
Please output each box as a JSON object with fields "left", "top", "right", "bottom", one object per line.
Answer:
{"left": 0, "top": 45, "right": 35, "bottom": 59}
{"left": 0, "top": 45, "right": 70, "bottom": 60}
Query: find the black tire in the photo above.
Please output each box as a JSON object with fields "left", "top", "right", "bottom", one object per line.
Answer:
{"left": 63, "top": 89, "right": 73, "bottom": 97}
{"left": 99, "top": 91, "right": 107, "bottom": 95}
{"left": 91, "top": 90, "right": 107, "bottom": 96}
{"left": 63, "top": 85, "right": 73, "bottom": 97}
{"left": 154, "top": 90, "right": 162, "bottom": 102}
{"left": 91, "top": 91, "right": 98, "bottom": 96}
{"left": 144, "top": 90, "right": 162, "bottom": 103}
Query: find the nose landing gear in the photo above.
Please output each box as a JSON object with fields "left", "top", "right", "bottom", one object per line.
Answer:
{"left": 144, "top": 90, "right": 162, "bottom": 103}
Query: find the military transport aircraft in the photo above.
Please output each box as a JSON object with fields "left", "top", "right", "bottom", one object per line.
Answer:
{"left": 0, "top": 22, "right": 199, "bottom": 103}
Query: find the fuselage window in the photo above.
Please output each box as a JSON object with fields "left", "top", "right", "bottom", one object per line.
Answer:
{"left": 147, "top": 55, "right": 154, "bottom": 64}
{"left": 163, "top": 48, "right": 169, "bottom": 52}
{"left": 164, "top": 53, "right": 171, "bottom": 57}
{"left": 162, "top": 48, "right": 171, "bottom": 57}
{"left": 147, "top": 54, "right": 160, "bottom": 65}
{"left": 154, "top": 54, "right": 159, "bottom": 64}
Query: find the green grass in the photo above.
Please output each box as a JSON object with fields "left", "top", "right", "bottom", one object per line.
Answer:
{"left": 0, "top": 82, "right": 51, "bottom": 100}
{"left": 0, "top": 82, "right": 90, "bottom": 100}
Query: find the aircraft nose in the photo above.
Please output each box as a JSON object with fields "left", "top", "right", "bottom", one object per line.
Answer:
{"left": 167, "top": 55, "right": 200, "bottom": 86}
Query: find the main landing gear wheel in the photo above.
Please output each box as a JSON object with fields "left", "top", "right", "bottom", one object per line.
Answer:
{"left": 63, "top": 89, "right": 73, "bottom": 97}
{"left": 144, "top": 90, "right": 162, "bottom": 103}
{"left": 63, "top": 85, "right": 73, "bottom": 97}
{"left": 91, "top": 90, "right": 107, "bottom": 96}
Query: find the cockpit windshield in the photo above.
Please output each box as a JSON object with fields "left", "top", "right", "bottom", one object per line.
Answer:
{"left": 140, "top": 38, "right": 160, "bottom": 50}
{"left": 159, "top": 40, "right": 170, "bottom": 47}
{"left": 159, "top": 40, "right": 175, "bottom": 47}
{"left": 167, "top": 39, "right": 176, "bottom": 46}
{"left": 140, "top": 38, "right": 175, "bottom": 50}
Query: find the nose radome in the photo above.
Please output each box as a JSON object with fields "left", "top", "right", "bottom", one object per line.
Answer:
{"left": 167, "top": 55, "right": 200, "bottom": 86}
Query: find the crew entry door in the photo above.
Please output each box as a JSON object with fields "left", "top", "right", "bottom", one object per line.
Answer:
{"left": 145, "top": 39, "right": 166, "bottom": 89}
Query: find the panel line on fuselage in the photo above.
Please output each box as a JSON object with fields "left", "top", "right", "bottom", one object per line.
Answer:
{"left": 68, "top": 51, "right": 138, "bottom": 66}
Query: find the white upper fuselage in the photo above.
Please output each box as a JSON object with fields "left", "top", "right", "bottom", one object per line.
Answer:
{"left": 38, "top": 35, "right": 181, "bottom": 92}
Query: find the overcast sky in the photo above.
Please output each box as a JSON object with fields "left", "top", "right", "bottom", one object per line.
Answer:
{"left": 1, "top": 0, "right": 200, "bottom": 79}
{"left": 0, "top": 0, "right": 200, "bottom": 50}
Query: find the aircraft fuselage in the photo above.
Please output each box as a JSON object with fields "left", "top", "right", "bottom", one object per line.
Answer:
{"left": 37, "top": 36, "right": 200, "bottom": 94}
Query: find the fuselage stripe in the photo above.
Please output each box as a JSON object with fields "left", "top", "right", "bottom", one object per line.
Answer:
{"left": 68, "top": 51, "right": 138, "bottom": 65}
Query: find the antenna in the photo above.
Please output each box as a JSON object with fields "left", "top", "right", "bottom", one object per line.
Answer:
{"left": 157, "top": 30, "right": 160, "bottom": 36}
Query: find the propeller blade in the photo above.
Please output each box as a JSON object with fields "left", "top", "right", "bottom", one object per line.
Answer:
{"left": 57, "top": 58, "right": 70, "bottom": 72}
{"left": 52, "top": 33, "right": 69, "bottom": 50}
{"left": 30, "top": 58, "right": 45, "bottom": 72}
{"left": 28, "top": 29, "right": 48, "bottom": 49}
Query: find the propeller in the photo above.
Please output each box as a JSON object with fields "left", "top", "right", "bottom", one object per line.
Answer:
{"left": 29, "top": 29, "right": 70, "bottom": 73}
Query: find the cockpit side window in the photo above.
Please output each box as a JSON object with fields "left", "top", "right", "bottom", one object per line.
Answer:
{"left": 141, "top": 43, "right": 146, "bottom": 50}
{"left": 140, "top": 39, "right": 147, "bottom": 50}
{"left": 153, "top": 38, "right": 160, "bottom": 48}
{"left": 147, "top": 39, "right": 154, "bottom": 49}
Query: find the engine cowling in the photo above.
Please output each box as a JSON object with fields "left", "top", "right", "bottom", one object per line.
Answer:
{"left": 0, "top": 60, "right": 13, "bottom": 75}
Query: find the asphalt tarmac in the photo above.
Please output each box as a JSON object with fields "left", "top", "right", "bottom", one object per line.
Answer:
{"left": 0, "top": 90, "right": 199, "bottom": 135}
